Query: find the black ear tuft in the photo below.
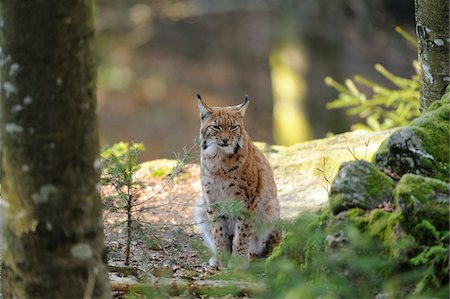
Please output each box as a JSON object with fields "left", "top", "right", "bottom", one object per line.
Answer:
{"left": 236, "top": 94, "right": 250, "bottom": 117}
{"left": 197, "top": 94, "right": 202, "bottom": 101}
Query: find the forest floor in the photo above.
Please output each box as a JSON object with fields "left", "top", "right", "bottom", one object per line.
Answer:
{"left": 103, "top": 163, "right": 231, "bottom": 297}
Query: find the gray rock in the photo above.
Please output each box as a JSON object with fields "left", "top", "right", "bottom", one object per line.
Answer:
{"left": 394, "top": 174, "right": 450, "bottom": 232}
{"left": 258, "top": 129, "right": 394, "bottom": 218}
{"left": 375, "top": 127, "right": 435, "bottom": 179}
{"left": 374, "top": 97, "right": 449, "bottom": 181}
{"left": 329, "top": 160, "right": 395, "bottom": 214}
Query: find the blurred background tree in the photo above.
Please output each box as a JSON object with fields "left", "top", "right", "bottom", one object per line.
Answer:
{"left": 95, "top": 0, "right": 416, "bottom": 160}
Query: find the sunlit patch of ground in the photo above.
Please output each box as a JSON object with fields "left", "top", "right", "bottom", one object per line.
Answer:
{"left": 102, "top": 164, "right": 219, "bottom": 283}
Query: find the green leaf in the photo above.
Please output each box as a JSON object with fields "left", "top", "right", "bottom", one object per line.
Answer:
{"left": 395, "top": 26, "right": 417, "bottom": 47}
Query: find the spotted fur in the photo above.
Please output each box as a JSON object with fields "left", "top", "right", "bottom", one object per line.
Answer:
{"left": 194, "top": 95, "right": 281, "bottom": 268}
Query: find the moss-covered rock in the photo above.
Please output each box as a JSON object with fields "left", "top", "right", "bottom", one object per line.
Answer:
{"left": 266, "top": 208, "right": 404, "bottom": 298}
{"left": 267, "top": 204, "right": 447, "bottom": 298}
{"left": 394, "top": 174, "right": 450, "bottom": 235}
{"left": 329, "top": 160, "right": 395, "bottom": 214}
{"left": 374, "top": 96, "right": 450, "bottom": 181}
{"left": 140, "top": 159, "right": 179, "bottom": 177}
{"left": 256, "top": 129, "right": 393, "bottom": 218}
{"left": 367, "top": 209, "right": 416, "bottom": 260}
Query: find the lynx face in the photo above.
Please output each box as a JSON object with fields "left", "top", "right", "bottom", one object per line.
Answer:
{"left": 198, "top": 95, "right": 248, "bottom": 156}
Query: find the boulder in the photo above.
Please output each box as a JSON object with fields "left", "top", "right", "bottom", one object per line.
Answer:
{"left": 328, "top": 160, "right": 395, "bottom": 214}
{"left": 374, "top": 96, "right": 450, "bottom": 181}
{"left": 256, "top": 129, "right": 394, "bottom": 218}
{"left": 394, "top": 174, "right": 450, "bottom": 233}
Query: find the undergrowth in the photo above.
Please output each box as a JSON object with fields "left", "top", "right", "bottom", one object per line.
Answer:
{"left": 265, "top": 208, "right": 449, "bottom": 298}
{"left": 101, "top": 141, "right": 195, "bottom": 266}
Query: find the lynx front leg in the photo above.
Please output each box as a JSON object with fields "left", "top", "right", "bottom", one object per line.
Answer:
{"left": 211, "top": 216, "right": 231, "bottom": 267}
{"left": 229, "top": 218, "right": 252, "bottom": 269}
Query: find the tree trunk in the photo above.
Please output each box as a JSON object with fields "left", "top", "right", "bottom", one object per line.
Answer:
{"left": 0, "top": 1, "right": 111, "bottom": 298}
{"left": 414, "top": 0, "right": 449, "bottom": 111}
{"left": 125, "top": 195, "right": 132, "bottom": 266}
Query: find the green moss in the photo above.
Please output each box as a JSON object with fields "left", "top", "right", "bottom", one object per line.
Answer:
{"left": 346, "top": 208, "right": 366, "bottom": 221}
{"left": 394, "top": 174, "right": 450, "bottom": 236}
{"left": 267, "top": 209, "right": 404, "bottom": 298}
{"left": 394, "top": 174, "right": 449, "bottom": 206}
{"left": 369, "top": 211, "right": 416, "bottom": 259}
{"left": 410, "top": 100, "right": 450, "bottom": 180}
{"left": 267, "top": 212, "right": 324, "bottom": 264}
{"left": 267, "top": 202, "right": 448, "bottom": 298}
{"left": 410, "top": 98, "right": 449, "bottom": 179}
{"left": 329, "top": 160, "right": 394, "bottom": 214}
{"left": 140, "top": 159, "right": 178, "bottom": 177}
{"left": 328, "top": 193, "right": 345, "bottom": 214}
{"left": 419, "top": 156, "right": 433, "bottom": 169}
{"left": 374, "top": 95, "right": 449, "bottom": 181}
{"left": 346, "top": 208, "right": 367, "bottom": 229}
{"left": 367, "top": 209, "right": 390, "bottom": 235}
{"left": 371, "top": 138, "right": 389, "bottom": 164}
{"left": 427, "top": 91, "right": 449, "bottom": 111}
{"left": 342, "top": 208, "right": 416, "bottom": 260}
{"left": 365, "top": 166, "right": 395, "bottom": 198}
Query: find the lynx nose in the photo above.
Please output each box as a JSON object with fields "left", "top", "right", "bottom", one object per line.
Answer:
{"left": 220, "top": 138, "right": 229, "bottom": 145}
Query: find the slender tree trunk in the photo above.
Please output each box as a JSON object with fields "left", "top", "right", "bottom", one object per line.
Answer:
{"left": 125, "top": 195, "right": 132, "bottom": 266}
{"left": 0, "top": 1, "right": 111, "bottom": 298}
{"left": 414, "top": 0, "right": 449, "bottom": 111}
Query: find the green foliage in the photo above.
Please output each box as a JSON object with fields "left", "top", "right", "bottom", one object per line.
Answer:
{"left": 325, "top": 28, "right": 420, "bottom": 131}
{"left": 395, "top": 175, "right": 450, "bottom": 236}
{"left": 101, "top": 141, "right": 196, "bottom": 267}
{"left": 140, "top": 158, "right": 188, "bottom": 178}
{"left": 101, "top": 142, "right": 146, "bottom": 265}
{"left": 266, "top": 207, "right": 449, "bottom": 298}
{"left": 101, "top": 142, "right": 146, "bottom": 189}
{"left": 409, "top": 220, "right": 449, "bottom": 293}
{"left": 266, "top": 211, "right": 401, "bottom": 298}
{"left": 210, "top": 199, "right": 248, "bottom": 220}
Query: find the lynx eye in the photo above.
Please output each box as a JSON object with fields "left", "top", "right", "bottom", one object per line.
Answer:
{"left": 210, "top": 125, "right": 222, "bottom": 131}
{"left": 230, "top": 125, "right": 240, "bottom": 131}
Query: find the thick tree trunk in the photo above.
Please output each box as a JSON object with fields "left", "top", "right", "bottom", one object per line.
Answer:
{"left": 0, "top": 1, "right": 111, "bottom": 298}
{"left": 414, "top": 0, "right": 449, "bottom": 111}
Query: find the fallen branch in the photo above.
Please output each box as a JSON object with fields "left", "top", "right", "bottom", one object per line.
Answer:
{"left": 110, "top": 277, "right": 266, "bottom": 297}
{"left": 108, "top": 265, "right": 141, "bottom": 278}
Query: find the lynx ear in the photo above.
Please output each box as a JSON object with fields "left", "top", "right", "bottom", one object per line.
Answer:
{"left": 197, "top": 94, "right": 211, "bottom": 120}
{"left": 236, "top": 94, "right": 249, "bottom": 117}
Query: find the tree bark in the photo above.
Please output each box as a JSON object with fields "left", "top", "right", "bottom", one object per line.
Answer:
{"left": 125, "top": 194, "right": 132, "bottom": 266}
{"left": 0, "top": 1, "right": 111, "bottom": 298}
{"left": 414, "top": 0, "right": 449, "bottom": 111}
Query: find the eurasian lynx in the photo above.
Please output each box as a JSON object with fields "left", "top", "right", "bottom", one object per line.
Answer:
{"left": 194, "top": 94, "right": 281, "bottom": 268}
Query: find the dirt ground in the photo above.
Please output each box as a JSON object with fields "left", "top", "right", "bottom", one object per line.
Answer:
{"left": 102, "top": 163, "right": 220, "bottom": 285}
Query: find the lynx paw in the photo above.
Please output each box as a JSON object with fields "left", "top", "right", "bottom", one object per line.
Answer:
{"left": 208, "top": 257, "right": 218, "bottom": 268}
